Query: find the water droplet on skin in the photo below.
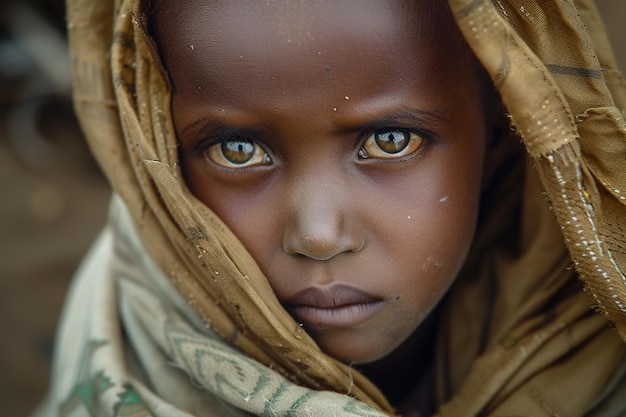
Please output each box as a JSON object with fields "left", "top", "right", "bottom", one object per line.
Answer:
{"left": 344, "top": 96, "right": 349, "bottom": 100}
{"left": 439, "top": 196, "right": 449, "bottom": 203}
{"left": 407, "top": 215, "right": 411, "bottom": 220}
{"left": 422, "top": 256, "right": 435, "bottom": 270}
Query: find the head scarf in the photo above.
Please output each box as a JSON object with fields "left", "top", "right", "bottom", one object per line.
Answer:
{"left": 42, "top": 0, "right": 626, "bottom": 415}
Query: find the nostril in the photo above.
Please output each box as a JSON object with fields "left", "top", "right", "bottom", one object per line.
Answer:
{"left": 354, "top": 238, "right": 366, "bottom": 253}
{"left": 283, "top": 232, "right": 365, "bottom": 261}
{"left": 282, "top": 186, "right": 364, "bottom": 260}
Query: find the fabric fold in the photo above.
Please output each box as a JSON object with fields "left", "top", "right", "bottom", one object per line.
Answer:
{"left": 42, "top": 0, "right": 626, "bottom": 415}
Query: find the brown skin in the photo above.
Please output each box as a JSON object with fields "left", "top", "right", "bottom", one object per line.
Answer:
{"left": 151, "top": 0, "right": 491, "bottom": 412}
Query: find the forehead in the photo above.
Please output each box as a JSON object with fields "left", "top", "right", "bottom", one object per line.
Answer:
{"left": 150, "top": 0, "right": 471, "bottom": 100}
{"left": 152, "top": 1, "right": 434, "bottom": 47}
{"left": 178, "top": 1, "right": 423, "bottom": 40}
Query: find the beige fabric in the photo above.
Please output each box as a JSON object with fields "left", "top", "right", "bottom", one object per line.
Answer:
{"left": 433, "top": 1, "right": 626, "bottom": 414}
{"left": 36, "top": 197, "right": 389, "bottom": 417}
{"left": 42, "top": 0, "right": 626, "bottom": 415}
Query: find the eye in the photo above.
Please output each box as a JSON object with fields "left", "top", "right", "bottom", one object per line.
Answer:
{"left": 206, "top": 136, "right": 271, "bottom": 168}
{"left": 359, "top": 128, "right": 425, "bottom": 160}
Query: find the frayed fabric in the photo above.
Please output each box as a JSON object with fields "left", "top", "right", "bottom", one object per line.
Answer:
{"left": 37, "top": 0, "right": 626, "bottom": 415}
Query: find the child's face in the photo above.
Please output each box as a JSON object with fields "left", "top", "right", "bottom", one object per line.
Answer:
{"left": 153, "top": 1, "right": 488, "bottom": 364}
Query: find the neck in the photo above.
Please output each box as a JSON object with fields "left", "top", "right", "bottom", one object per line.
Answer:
{"left": 357, "top": 310, "right": 439, "bottom": 415}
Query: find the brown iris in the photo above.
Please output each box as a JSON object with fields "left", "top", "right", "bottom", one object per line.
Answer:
{"left": 375, "top": 129, "right": 411, "bottom": 154}
{"left": 361, "top": 128, "right": 424, "bottom": 159}
{"left": 221, "top": 139, "right": 255, "bottom": 164}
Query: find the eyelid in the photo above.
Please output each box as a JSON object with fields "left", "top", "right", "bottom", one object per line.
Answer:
{"left": 191, "top": 126, "right": 262, "bottom": 156}
{"left": 339, "top": 107, "right": 447, "bottom": 136}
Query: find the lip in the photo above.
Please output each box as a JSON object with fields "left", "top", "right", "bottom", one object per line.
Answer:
{"left": 283, "top": 285, "right": 385, "bottom": 328}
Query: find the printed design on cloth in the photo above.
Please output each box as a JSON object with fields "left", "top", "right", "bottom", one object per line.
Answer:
{"left": 162, "top": 316, "right": 385, "bottom": 416}
{"left": 60, "top": 340, "right": 113, "bottom": 417}
{"left": 113, "top": 385, "right": 152, "bottom": 417}
{"left": 59, "top": 339, "right": 151, "bottom": 417}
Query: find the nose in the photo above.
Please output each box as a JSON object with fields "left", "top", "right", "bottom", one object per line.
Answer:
{"left": 282, "top": 176, "right": 365, "bottom": 261}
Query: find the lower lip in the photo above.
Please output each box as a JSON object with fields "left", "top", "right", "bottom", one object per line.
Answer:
{"left": 288, "top": 301, "right": 386, "bottom": 329}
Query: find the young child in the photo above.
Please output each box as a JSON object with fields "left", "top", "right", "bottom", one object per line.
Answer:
{"left": 39, "top": 0, "right": 626, "bottom": 416}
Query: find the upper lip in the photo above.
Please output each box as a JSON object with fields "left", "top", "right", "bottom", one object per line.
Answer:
{"left": 283, "top": 285, "right": 381, "bottom": 309}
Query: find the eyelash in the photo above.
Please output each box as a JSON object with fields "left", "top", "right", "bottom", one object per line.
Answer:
{"left": 197, "top": 127, "right": 431, "bottom": 171}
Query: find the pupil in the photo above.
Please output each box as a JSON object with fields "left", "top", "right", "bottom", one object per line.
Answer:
{"left": 375, "top": 129, "right": 410, "bottom": 154}
{"left": 221, "top": 139, "right": 255, "bottom": 164}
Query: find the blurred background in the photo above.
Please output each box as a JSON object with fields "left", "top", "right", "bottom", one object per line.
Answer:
{"left": 0, "top": 1, "right": 111, "bottom": 416}
{"left": 0, "top": 1, "right": 624, "bottom": 416}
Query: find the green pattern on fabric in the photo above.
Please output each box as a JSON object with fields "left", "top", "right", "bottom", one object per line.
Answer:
{"left": 113, "top": 386, "right": 152, "bottom": 417}
{"left": 60, "top": 340, "right": 112, "bottom": 417}
{"left": 262, "top": 381, "right": 290, "bottom": 417}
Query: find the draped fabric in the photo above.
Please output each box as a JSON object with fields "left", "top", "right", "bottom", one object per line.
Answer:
{"left": 38, "top": 0, "right": 626, "bottom": 415}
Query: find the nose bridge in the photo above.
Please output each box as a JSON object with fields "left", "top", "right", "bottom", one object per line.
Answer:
{"left": 282, "top": 165, "right": 362, "bottom": 260}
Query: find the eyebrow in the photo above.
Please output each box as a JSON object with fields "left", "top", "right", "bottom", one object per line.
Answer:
{"left": 179, "top": 105, "right": 449, "bottom": 141}
{"left": 179, "top": 117, "right": 269, "bottom": 149}
{"left": 180, "top": 116, "right": 262, "bottom": 137}
{"left": 180, "top": 117, "right": 219, "bottom": 139}
{"left": 334, "top": 106, "right": 450, "bottom": 134}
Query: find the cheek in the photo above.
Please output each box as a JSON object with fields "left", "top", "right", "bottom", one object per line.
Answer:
{"left": 184, "top": 165, "right": 286, "bottom": 269}
{"left": 391, "top": 198, "right": 476, "bottom": 287}
{"left": 384, "top": 144, "right": 484, "bottom": 293}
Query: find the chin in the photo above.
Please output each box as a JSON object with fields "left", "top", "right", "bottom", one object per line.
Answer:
{"left": 313, "top": 332, "right": 399, "bottom": 365}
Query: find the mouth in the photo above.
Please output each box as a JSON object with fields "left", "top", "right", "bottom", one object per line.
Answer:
{"left": 282, "top": 285, "right": 386, "bottom": 329}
